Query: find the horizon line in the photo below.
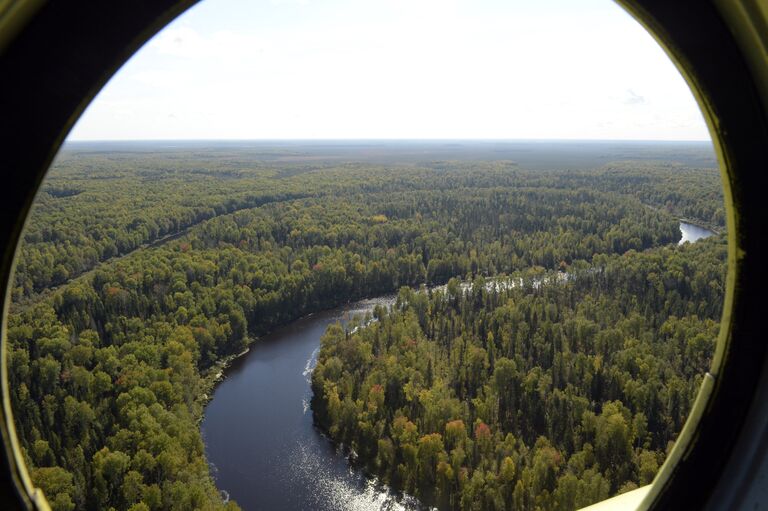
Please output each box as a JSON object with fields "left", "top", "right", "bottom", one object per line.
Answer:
{"left": 64, "top": 137, "right": 713, "bottom": 144}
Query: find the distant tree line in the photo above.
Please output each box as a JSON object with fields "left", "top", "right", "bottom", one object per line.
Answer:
{"left": 13, "top": 153, "right": 723, "bottom": 300}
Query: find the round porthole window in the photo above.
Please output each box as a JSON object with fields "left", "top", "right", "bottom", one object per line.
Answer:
{"left": 0, "top": 2, "right": 766, "bottom": 511}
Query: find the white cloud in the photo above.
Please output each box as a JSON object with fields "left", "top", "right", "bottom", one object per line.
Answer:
{"left": 68, "top": 0, "right": 710, "bottom": 141}
{"left": 624, "top": 89, "right": 646, "bottom": 105}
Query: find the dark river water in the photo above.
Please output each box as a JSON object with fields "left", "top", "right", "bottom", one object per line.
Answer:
{"left": 200, "top": 296, "right": 427, "bottom": 511}
{"left": 202, "top": 222, "right": 715, "bottom": 510}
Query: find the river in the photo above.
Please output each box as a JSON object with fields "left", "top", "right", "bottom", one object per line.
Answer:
{"left": 679, "top": 221, "right": 716, "bottom": 244}
{"left": 200, "top": 296, "right": 428, "bottom": 511}
{"left": 202, "top": 221, "right": 715, "bottom": 510}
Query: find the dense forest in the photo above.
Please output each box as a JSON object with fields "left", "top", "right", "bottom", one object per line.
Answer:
{"left": 312, "top": 237, "right": 726, "bottom": 510}
{"left": 12, "top": 149, "right": 723, "bottom": 300}
{"left": 8, "top": 145, "right": 725, "bottom": 510}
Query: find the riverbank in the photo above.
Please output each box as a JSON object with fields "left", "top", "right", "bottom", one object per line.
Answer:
{"left": 195, "top": 344, "right": 254, "bottom": 423}
{"left": 193, "top": 295, "right": 394, "bottom": 423}
{"left": 197, "top": 225, "right": 719, "bottom": 508}
{"left": 197, "top": 218, "right": 714, "bottom": 422}
{"left": 641, "top": 201, "right": 724, "bottom": 236}
{"left": 679, "top": 221, "right": 717, "bottom": 245}
{"left": 199, "top": 295, "right": 434, "bottom": 510}
{"left": 679, "top": 217, "right": 723, "bottom": 235}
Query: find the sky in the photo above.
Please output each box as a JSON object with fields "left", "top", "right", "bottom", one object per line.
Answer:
{"left": 67, "top": 0, "right": 711, "bottom": 141}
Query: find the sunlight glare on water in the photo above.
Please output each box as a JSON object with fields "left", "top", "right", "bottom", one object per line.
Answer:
{"left": 679, "top": 221, "right": 716, "bottom": 244}
{"left": 289, "top": 441, "right": 429, "bottom": 511}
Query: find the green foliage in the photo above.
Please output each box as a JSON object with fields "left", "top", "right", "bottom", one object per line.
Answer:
{"left": 9, "top": 150, "right": 724, "bottom": 510}
{"left": 313, "top": 238, "right": 725, "bottom": 510}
